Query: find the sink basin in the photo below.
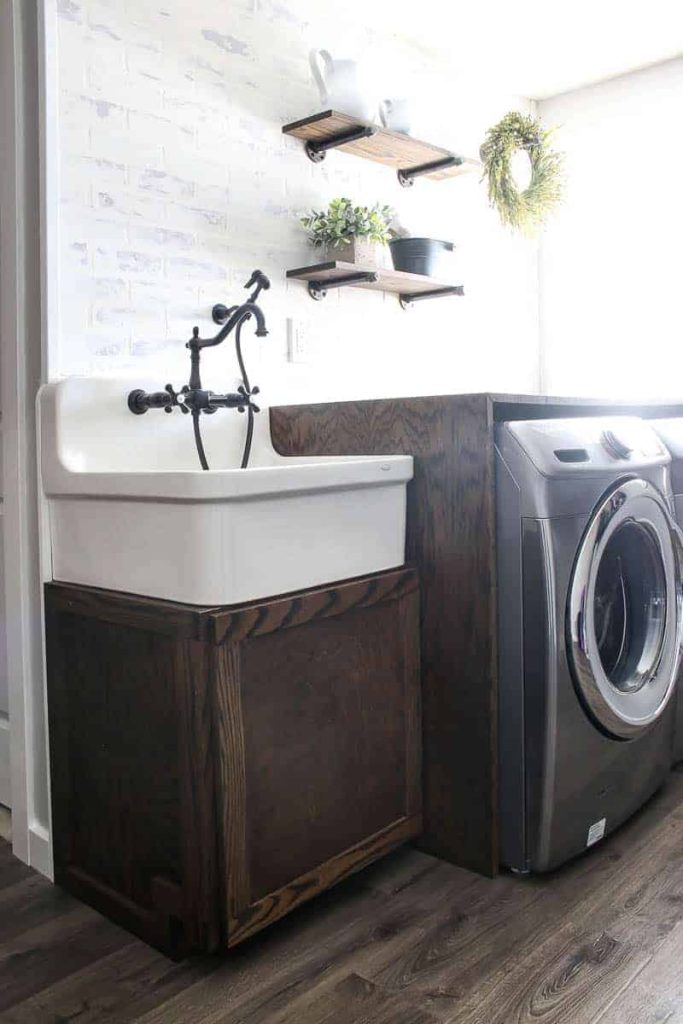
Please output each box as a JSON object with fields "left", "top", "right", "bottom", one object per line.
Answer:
{"left": 39, "top": 379, "right": 413, "bottom": 605}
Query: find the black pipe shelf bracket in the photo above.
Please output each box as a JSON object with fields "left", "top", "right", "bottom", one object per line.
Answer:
{"left": 397, "top": 155, "right": 464, "bottom": 188}
{"left": 399, "top": 285, "right": 465, "bottom": 309}
{"left": 283, "top": 112, "right": 480, "bottom": 183}
{"left": 308, "top": 271, "right": 379, "bottom": 300}
{"left": 287, "top": 261, "right": 465, "bottom": 309}
{"left": 304, "top": 125, "right": 378, "bottom": 163}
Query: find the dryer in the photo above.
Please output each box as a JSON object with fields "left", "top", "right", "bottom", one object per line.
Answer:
{"left": 497, "top": 416, "right": 682, "bottom": 874}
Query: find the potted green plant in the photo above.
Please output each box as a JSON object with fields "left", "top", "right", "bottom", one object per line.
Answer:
{"left": 301, "top": 197, "right": 393, "bottom": 266}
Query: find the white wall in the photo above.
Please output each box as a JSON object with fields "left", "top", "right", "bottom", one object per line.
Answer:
{"left": 55, "top": 0, "right": 540, "bottom": 403}
{"left": 539, "top": 58, "right": 683, "bottom": 398}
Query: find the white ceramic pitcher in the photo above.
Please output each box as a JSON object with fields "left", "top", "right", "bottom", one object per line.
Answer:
{"left": 379, "top": 98, "right": 415, "bottom": 135}
{"left": 309, "top": 49, "right": 379, "bottom": 122}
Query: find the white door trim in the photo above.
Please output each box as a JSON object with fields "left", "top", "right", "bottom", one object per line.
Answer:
{"left": 0, "top": 0, "right": 56, "bottom": 876}
{"left": 0, "top": 716, "right": 10, "bottom": 808}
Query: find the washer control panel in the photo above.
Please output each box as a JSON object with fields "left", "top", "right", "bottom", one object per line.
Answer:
{"left": 501, "top": 416, "right": 669, "bottom": 477}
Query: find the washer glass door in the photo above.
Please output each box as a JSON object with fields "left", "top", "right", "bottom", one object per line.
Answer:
{"left": 567, "top": 478, "right": 683, "bottom": 738}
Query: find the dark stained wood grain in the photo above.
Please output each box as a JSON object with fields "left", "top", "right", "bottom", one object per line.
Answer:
{"left": 3, "top": 941, "right": 217, "bottom": 1024}
{"left": 451, "top": 926, "right": 648, "bottom": 1024}
{"left": 0, "top": 905, "right": 133, "bottom": 1013}
{"left": 3, "top": 771, "right": 683, "bottom": 1023}
{"left": 226, "top": 816, "right": 421, "bottom": 948}
{"left": 44, "top": 580, "right": 217, "bottom": 639}
{"left": 364, "top": 765, "right": 683, "bottom": 1020}
{"left": 175, "top": 638, "right": 220, "bottom": 952}
{"left": 400, "top": 589, "right": 422, "bottom": 822}
{"left": 0, "top": 872, "right": 77, "bottom": 944}
{"left": 215, "top": 584, "right": 422, "bottom": 946}
{"left": 270, "top": 395, "right": 498, "bottom": 875}
{"left": 214, "top": 641, "right": 250, "bottom": 929}
{"left": 597, "top": 920, "right": 683, "bottom": 1024}
{"left": 45, "top": 602, "right": 191, "bottom": 956}
{"left": 210, "top": 566, "right": 418, "bottom": 645}
{"left": 257, "top": 970, "right": 439, "bottom": 1024}
{"left": 46, "top": 567, "right": 421, "bottom": 953}
{"left": 0, "top": 841, "right": 33, "bottom": 891}
{"left": 238, "top": 605, "right": 416, "bottom": 893}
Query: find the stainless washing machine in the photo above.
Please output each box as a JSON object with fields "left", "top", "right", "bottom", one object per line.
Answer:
{"left": 649, "top": 418, "right": 683, "bottom": 765}
{"left": 497, "top": 416, "right": 683, "bottom": 873}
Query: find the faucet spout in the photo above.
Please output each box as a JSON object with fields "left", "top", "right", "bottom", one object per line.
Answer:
{"left": 219, "top": 301, "right": 268, "bottom": 343}
{"left": 189, "top": 301, "right": 268, "bottom": 351}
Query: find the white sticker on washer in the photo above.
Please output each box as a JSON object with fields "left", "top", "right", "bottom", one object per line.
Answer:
{"left": 587, "top": 818, "right": 607, "bottom": 847}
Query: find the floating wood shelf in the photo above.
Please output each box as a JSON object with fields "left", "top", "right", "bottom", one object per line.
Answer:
{"left": 287, "top": 260, "right": 465, "bottom": 308}
{"left": 282, "top": 110, "right": 481, "bottom": 186}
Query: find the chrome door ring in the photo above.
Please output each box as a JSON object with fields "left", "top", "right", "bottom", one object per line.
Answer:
{"left": 567, "top": 477, "right": 683, "bottom": 739}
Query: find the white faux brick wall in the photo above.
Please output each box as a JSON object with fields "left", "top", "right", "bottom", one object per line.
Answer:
{"left": 56, "top": 0, "right": 540, "bottom": 403}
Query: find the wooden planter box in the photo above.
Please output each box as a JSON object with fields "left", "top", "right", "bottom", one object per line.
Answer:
{"left": 326, "top": 236, "right": 380, "bottom": 265}
{"left": 45, "top": 567, "right": 421, "bottom": 956}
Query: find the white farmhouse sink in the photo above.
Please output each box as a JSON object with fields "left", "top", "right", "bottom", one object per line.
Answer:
{"left": 39, "top": 378, "right": 413, "bottom": 606}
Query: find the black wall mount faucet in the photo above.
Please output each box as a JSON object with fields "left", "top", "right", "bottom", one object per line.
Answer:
{"left": 127, "top": 269, "right": 270, "bottom": 470}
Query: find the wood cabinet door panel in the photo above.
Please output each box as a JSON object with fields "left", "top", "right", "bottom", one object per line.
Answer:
{"left": 215, "top": 585, "right": 421, "bottom": 946}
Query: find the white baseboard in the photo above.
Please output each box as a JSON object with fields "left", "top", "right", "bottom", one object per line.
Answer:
{"left": 0, "top": 716, "right": 10, "bottom": 808}
{"left": 29, "top": 821, "right": 52, "bottom": 879}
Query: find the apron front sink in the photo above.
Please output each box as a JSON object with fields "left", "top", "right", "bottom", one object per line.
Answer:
{"left": 39, "top": 379, "right": 413, "bottom": 606}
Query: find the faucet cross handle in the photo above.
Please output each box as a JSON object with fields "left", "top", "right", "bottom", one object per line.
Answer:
{"left": 161, "top": 383, "right": 189, "bottom": 413}
{"left": 236, "top": 385, "right": 260, "bottom": 411}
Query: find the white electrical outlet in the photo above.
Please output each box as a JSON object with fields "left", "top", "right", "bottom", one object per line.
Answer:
{"left": 287, "top": 318, "right": 312, "bottom": 363}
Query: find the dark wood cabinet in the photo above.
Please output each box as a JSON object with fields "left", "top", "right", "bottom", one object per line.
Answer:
{"left": 272, "top": 396, "right": 499, "bottom": 876}
{"left": 45, "top": 567, "right": 421, "bottom": 956}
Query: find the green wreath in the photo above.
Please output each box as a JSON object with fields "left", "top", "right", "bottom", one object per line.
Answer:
{"left": 480, "top": 112, "right": 564, "bottom": 234}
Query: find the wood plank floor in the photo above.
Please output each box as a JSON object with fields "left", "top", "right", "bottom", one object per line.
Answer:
{"left": 2, "top": 768, "right": 683, "bottom": 1023}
